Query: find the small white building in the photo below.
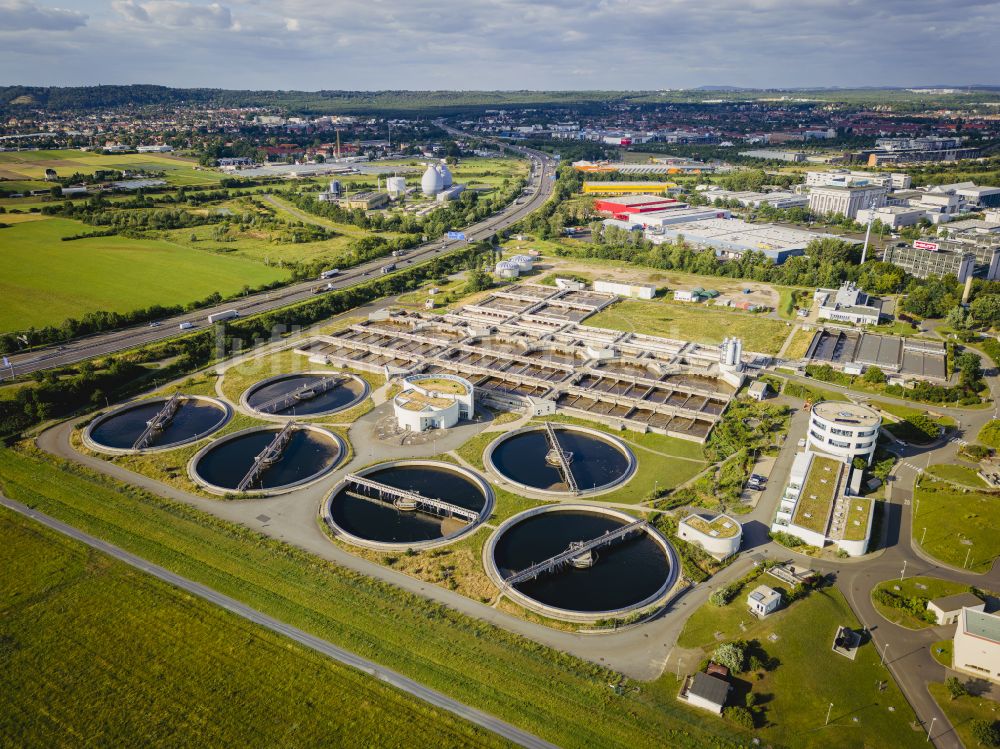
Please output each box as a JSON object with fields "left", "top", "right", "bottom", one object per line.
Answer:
{"left": 814, "top": 283, "right": 883, "bottom": 326}
{"left": 680, "top": 672, "right": 730, "bottom": 715}
{"left": 593, "top": 280, "right": 655, "bottom": 300}
{"left": 674, "top": 289, "right": 699, "bottom": 302}
{"left": 747, "top": 585, "right": 782, "bottom": 617}
{"left": 392, "top": 374, "right": 474, "bottom": 432}
{"left": 927, "top": 592, "right": 985, "bottom": 626}
{"left": 677, "top": 513, "right": 742, "bottom": 559}
{"left": 747, "top": 381, "right": 770, "bottom": 401}
{"left": 953, "top": 608, "right": 1000, "bottom": 684}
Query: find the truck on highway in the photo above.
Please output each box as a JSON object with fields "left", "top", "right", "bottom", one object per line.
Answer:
{"left": 207, "top": 309, "right": 239, "bottom": 324}
{"left": 381, "top": 263, "right": 396, "bottom": 275}
{"left": 313, "top": 283, "right": 335, "bottom": 294}
{"left": 178, "top": 321, "right": 194, "bottom": 330}
{"left": 318, "top": 268, "right": 340, "bottom": 279}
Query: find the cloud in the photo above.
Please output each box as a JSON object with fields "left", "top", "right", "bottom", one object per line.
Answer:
{"left": 112, "top": 0, "right": 233, "bottom": 30}
{"left": 0, "top": 0, "right": 87, "bottom": 31}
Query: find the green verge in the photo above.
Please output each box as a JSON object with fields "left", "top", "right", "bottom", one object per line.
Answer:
{"left": 925, "top": 463, "right": 988, "bottom": 489}
{"left": 870, "top": 576, "right": 973, "bottom": 629}
{"left": 913, "top": 477, "right": 1000, "bottom": 573}
{"left": 0, "top": 508, "right": 510, "bottom": 748}
{"left": 928, "top": 682, "right": 1000, "bottom": 749}
{"left": 0, "top": 446, "right": 744, "bottom": 749}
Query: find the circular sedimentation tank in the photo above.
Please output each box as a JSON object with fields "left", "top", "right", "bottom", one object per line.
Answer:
{"left": 84, "top": 395, "right": 231, "bottom": 453}
{"left": 485, "top": 505, "right": 678, "bottom": 622}
{"left": 484, "top": 424, "right": 635, "bottom": 496}
{"left": 242, "top": 372, "right": 368, "bottom": 418}
{"left": 189, "top": 424, "right": 344, "bottom": 495}
{"left": 323, "top": 460, "right": 493, "bottom": 550}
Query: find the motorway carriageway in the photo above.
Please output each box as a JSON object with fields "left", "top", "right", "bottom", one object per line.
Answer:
{"left": 7, "top": 136, "right": 556, "bottom": 376}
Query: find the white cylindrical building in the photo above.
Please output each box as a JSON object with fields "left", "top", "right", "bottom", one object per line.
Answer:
{"left": 392, "top": 374, "right": 474, "bottom": 432}
{"left": 386, "top": 176, "right": 406, "bottom": 198}
{"left": 421, "top": 165, "right": 443, "bottom": 196}
{"left": 439, "top": 162, "right": 453, "bottom": 188}
{"left": 509, "top": 254, "right": 534, "bottom": 272}
{"left": 807, "top": 401, "right": 882, "bottom": 464}
{"left": 495, "top": 261, "right": 520, "bottom": 279}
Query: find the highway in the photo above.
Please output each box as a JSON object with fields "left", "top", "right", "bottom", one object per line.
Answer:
{"left": 0, "top": 494, "right": 558, "bottom": 749}
{"left": 6, "top": 133, "right": 557, "bottom": 376}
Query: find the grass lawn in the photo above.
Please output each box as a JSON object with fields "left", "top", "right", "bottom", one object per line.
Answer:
{"left": 783, "top": 327, "right": 816, "bottom": 359}
{"left": 782, "top": 380, "right": 849, "bottom": 403}
{"left": 978, "top": 419, "right": 1000, "bottom": 448}
{"left": 0, "top": 148, "right": 222, "bottom": 186}
{"left": 930, "top": 639, "right": 953, "bottom": 667}
{"left": 928, "top": 683, "right": 1000, "bottom": 749}
{"left": 0, "top": 446, "right": 747, "bottom": 749}
{"left": 926, "top": 463, "right": 988, "bottom": 489}
{"left": 870, "top": 575, "right": 973, "bottom": 629}
{"left": 0, "top": 217, "right": 288, "bottom": 331}
{"left": 0, "top": 508, "right": 509, "bottom": 748}
{"left": 913, "top": 477, "right": 1000, "bottom": 573}
{"left": 587, "top": 299, "right": 791, "bottom": 355}
{"left": 673, "top": 585, "right": 924, "bottom": 748}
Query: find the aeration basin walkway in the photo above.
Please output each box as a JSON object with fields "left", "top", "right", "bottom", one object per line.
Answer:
{"left": 503, "top": 520, "right": 648, "bottom": 588}
{"left": 132, "top": 392, "right": 183, "bottom": 450}
{"left": 542, "top": 421, "right": 579, "bottom": 494}
{"left": 343, "top": 473, "right": 480, "bottom": 523}
{"left": 237, "top": 421, "right": 296, "bottom": 492}
{"left": 253, "top": 376, "right": 343, "bottom": 414}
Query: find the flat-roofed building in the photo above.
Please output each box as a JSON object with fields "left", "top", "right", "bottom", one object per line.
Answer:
{"left": 738, "top": 149, "right": 807, "bottom": 162}
{"left": 808, "top": 401, "right": 881, "bottom": 464}
{"left": 705, "top": 189, "right": 808, "bottom": 210}
{"left": 343, "top": 191, "right": 390, "bottom": 210}
{"left": 678, "top": 513, "right": 742, "bottom": 559}
{"left": 583, "top": 181, "right": 676, "bottom": 194}
{"left": 747, "top": 585, "right": 782, "bottom": 617}
{"left": 927, "top": 592, "right": 984, "bottom": 625}
{"left": 814, "top": 283, "right": 883, "bottom": 326}
{"left": 882, "top": 243, "right": 979, "bottom": 282}
{"left": 856, "top": 205, "right": 925, "bottom": 229}
{"left": 808, "top": 184, "right": 887, "bottom": 219}
{"left": 593, "top": 194, "right": 679, "bottom": 219}
{"left": 806, "top": 169, "right": 911, "bottom": 190}
{"left": 953, "top": 608, "right": 1000, "bottom": 683}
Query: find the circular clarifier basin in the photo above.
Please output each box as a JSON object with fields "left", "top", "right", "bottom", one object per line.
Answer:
{"left": 485, "top": 424, "right": 635, "bottom": 495}
{"left": 84, "top": 395, "right": 230, "bottom": 453}
{"left": 243, "top": 372, "right": 368, "bottom": 418}
{"left": 190, "top": 425, "right": 343, "bottom": 495}
{"left": 323, "top": 461, "right": 493, "bottom": 550}
{"left": 485, "top": 505, "right": 677, "bottom": 622}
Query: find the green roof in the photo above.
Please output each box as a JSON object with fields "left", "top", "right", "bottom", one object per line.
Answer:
{"left": 792, "top": 455, "right": 841, "bottom": 534}
{"left": 843, "top": 498, "right": 872, "bottom": 541}
{"left": 965, "top": 609, "right": 1000, "bottom": 644}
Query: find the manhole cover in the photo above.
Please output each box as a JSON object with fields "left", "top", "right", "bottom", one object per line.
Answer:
{"left": 256, "top": 514, "right": 271, "bottom": 523}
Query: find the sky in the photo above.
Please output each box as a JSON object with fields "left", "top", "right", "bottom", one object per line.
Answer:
{"left": 1, "top": 0, "right": 999, "bottom": 91}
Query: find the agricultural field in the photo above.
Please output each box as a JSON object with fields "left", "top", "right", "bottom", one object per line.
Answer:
{"left": 0, "top": 148, "right": 222, "bottom": 186}
{"left": 588, "top": 298, "right": 792, "bottom": 355}
{"left": 0, "top": 446, "right": 748, "bottom": 749}
{"left": 0, "top": 216, "right": 287, "bottom": 331}
{"left": 913, "top": 477, "right": 1000, "bottom": 573}
{"left": 0, "top": 508, "right": 508, "bottom": 748}
{"left": 673, "top": 576, "right": 923, "bottom": 748}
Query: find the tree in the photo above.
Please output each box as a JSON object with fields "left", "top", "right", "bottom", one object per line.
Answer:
{"left": 971, "top": 719, "right": 1000, "bottom": 747}
{"left": 956, "top": 351, "right": 983, "bottom": 388}
{"left": 862, "top": 366, "right": 886, "bottom": 384}
{"left": 713, "top": 641, "right": 747, "bottom": 673}
{"left": 724, "top": 706, "right": 755, "bottom": 730}
{"left": 970, "top": 294, "right": 1000, "bottom": 327}
{"left": 946, "top": 676, "right": 968, "bottom": 700}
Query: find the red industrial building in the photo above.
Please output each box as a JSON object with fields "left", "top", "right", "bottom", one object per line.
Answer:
{"left": 593, "top": 194, "right": 681, "bottom": 220}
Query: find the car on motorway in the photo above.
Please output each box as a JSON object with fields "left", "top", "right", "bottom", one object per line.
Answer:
{"left": 148, "top": 321, "right": 161, "bottom": 327}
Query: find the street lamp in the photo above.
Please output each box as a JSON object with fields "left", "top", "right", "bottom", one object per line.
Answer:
{"left": 964, "top": 544, "right": 973, "bottom": 569}
{"left": 825, "top": 702, "right": 834, "bottom": 726}
{"left": 921, "top": 527, "right": 928, "bottom": 545}
{"left": 881, "top": 642, "right": 891, "bottom": 667}
{"left": 900, "top": 559, "right": 907, "bottom": 582}
{"left": 926, "top": 716, "right": 936, "bottom": 743}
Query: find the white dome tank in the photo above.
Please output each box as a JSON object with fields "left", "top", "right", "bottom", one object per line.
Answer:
{"left": 510, "top": 254, "right": 534, "bottom": 271}
{"left": 386, "top": 176, "right": 406, "bottom": 198}
{"left": 495, "top": 261, "right": 519, "bottom": 279}
{"left": 421, "top": 165, "right": 443, "bottom": 196}
{"left": 439, "top": 162, "right": 453, "bottom": 188}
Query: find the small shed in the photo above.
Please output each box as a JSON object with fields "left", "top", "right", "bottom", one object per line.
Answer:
{"left": 748, "top": 585, "right": 782, "bottom": 618}
{"left": 684, "top": 672, "right": 730, "bottom": 714}
{"left": 747, "top": 381, "right": 770, "bottom": 401}
{"left": 927, "top": 592, "right": 985, "bottom": 625}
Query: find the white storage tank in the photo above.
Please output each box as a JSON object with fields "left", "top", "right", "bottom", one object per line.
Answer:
{"left": 386, "top": 176, "right": 406, "bottom": 198}
{"left": 439, "top": 162, "right": 453, "bottom": 188}
{"left": 495, "top": 261, "right": 520, "bottom": 279}
{"left": 510, "top": 254, "right": 534, "bottom": 272}
{"left": 421, "top": 165, "right": 443, "bottom": 196}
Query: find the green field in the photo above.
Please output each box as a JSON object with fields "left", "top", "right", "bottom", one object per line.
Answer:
{"left": 675, "top": 582, "right": 923, "bottom": 748}
{"left": 928, "top": 683, "right": 1000, "bottom": 749}
{"left": 913, "top": 477, "right": 1000, "bottom": 572}
{"left": 0, "top": 446, "right": 747, "bottom": 749}
{"left": 0, "top": 508, "right": 510, "bottom": 748}
{"left": 0, "top": 148, "right": 222, "bottom": 186}
{"left": 925, "top": 463, "right": 988, "bottom": 488}
{"left": 871, "top": 575, "right": 973, "bottom": 629}
{"left": 0, "top": 217, "right": 287, "bottom": 331}
{"left": 587, "top": 299, "right": 791, "bottom": 355}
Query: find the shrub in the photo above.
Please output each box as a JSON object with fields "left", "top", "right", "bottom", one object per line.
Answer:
{"left": 971, "top": 719, "right": 1000, "bottom": 747}
{"left": 724, "top": 706, "right": 755, "bottom": 730}
{"left": 710, "top": 584, "right": 739, "bottom": 607}
{"left": 713, "top": 642, "right": 747, "bottom": 673}
{"left": 946, "top": 676, "right": 968, "bottom": 700}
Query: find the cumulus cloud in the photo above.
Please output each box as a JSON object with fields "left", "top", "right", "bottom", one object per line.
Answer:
{"left": 0, "top": 0, "right": 87, "bottom": 31}
{"left": 112, "top": 0, "right": 233, "bottom": 30}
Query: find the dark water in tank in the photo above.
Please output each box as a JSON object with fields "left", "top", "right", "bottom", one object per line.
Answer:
{"left": 194, "top": 429, "right": 340, "bottom": 490}
{"left": 492, "top": 511, "right": 670, "bottom": 613}
{"left": 490, "top": 428, "right": 630, "bottom": 492}
{"left": 246, "top": 374, "right": 366, "bottom": 416}
{"left": 329, "top": 465, "right": 486, "bottom": 544}
{"left": 90, "top": 399, "right": 226, "bottom": 449}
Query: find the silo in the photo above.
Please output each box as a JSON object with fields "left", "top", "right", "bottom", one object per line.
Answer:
{"left": 421, "top": 165, "right": 443, "bottom": 196}
{"left": 439, "top": 162, "right": 453, "bottom": 188}
{"left": 495, "top": 261, "right": 519, "bottom": 279}
{"left": 386, "top": 176, "right": 406, "bottom": 198}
